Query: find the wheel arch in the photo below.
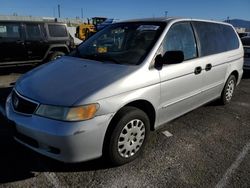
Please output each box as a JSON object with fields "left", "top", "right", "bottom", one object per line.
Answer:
{"left": 43, "top": 45, "right": 70, "bottom": 61}
{"left": 230, "top": 70, "right": 239, "bottom": 83}
{"left": 123, "top": 100, "right": 156, "bottom": 131}
{"left": 102, "top": 99, "right": 156, "bottom": 155}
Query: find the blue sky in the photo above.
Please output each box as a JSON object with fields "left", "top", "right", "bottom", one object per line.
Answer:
{"left": 0, "top": 0, "right": 250, "bottom": 21}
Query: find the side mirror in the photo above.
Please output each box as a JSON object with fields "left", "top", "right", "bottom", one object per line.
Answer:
{"left": 163, "top": 51, "right": 184, "bottom": 64}
{"left": 154, "top": 51, "right": 184, "bottom": 69}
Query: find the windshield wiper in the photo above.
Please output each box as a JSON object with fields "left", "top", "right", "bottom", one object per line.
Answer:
{"left": 83, "top": 54, "right": 120, "bottom": 64}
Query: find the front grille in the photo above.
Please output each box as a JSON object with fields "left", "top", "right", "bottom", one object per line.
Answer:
{"left": 12, "top": 91, "right": 38, "bottom": 115}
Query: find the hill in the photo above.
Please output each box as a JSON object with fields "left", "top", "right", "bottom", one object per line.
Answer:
{"left": 226, "top": 19, "right": 250, "bottom": 29}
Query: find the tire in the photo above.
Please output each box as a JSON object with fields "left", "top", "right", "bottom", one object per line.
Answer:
{"left": 220, "top": 75, "right": 236, "bottom": 105}
{"left": 106, "top": 106, "right": 150, "bottom": 166}
{"left": 49, "top": 51, "right": 65, "bottom": 61}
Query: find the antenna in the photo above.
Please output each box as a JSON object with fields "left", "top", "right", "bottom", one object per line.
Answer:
{"left": 165, "top": 11, "right": 168, "bottom": 17}
{"left": 81, "top": 8, "right": 83, "bottom": 19}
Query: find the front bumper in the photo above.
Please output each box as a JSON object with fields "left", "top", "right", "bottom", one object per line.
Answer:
{"left": 5, "top": 94, "right": 113, "bottom": 163}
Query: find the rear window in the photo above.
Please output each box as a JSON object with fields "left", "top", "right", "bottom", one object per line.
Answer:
{"left": 48, "top": 24, "right": 68, "bottom": 37}
{"left": 193, "top": 22, "right": 239, "bottom": 57}
{"left": 0, "top": 23, "right": 20, "bottom": 38}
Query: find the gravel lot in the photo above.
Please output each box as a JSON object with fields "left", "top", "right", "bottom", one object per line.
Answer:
{"left": 0, "top": 67, "right": 250, "bottom": 188}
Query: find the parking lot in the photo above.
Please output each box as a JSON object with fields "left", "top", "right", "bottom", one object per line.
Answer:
{"left": 0, "top": 67, "right": 250, "bottom": 188}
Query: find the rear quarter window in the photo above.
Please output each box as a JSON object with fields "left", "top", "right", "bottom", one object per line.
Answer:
{"left": 223, "top": 25, "right": 239, "bottom": 51}
{"left": 193, "top": 22, "right": 239, "bottom": 57}
{"left": 48, "top": 24, "right": 68, "bottom": 37}
{"left": 0, "top": 23, "right": 21, "bottom": 38}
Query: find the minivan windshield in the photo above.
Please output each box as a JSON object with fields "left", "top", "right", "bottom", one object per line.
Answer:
{"left": 71, "top": 22, "right": 166, "bottom": 65}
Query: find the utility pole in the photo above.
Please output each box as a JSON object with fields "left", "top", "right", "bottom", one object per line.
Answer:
{"left": 165, "top": 11, "right": 168, "bottom": 17}
{"left": 81, "top": 8, "right": 83, "bottom": 19}
{"left": 58, "top": 4, "right": 61, "bottom": 18}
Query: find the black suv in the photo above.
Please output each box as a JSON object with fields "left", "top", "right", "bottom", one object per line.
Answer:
{"left": 0, "top": 20, "right": 74, "bottom": 66}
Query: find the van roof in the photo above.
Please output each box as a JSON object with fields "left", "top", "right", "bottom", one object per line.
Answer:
{"left": 119, "top": 17, "right": 231, "bottom": 26}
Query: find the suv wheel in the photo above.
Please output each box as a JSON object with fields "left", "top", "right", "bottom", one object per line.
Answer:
{"left": 106, "top": 106, "right": 150, "bottom": 166}
{"left": 220, "top": 75, "right": 236, "bottom": 105}
{"left": 49, "top": 51, "right": 65, "bottom": 61}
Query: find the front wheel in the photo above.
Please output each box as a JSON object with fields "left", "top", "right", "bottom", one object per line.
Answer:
{"left": 106, "top": 106, "right": 150, "bottom": 166}
{"left": 220, "top": 75, "right": 236, "bottom": 105}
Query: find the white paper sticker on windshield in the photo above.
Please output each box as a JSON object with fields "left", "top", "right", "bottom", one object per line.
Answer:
{"left": 0, "top": 26, "right": 7, "bottom": 33}
{"left": 137, "top": 25, "right": 160, "bottom": 31}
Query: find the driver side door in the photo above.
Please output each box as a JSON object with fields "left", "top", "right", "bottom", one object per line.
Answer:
{"left": 157, "top": 22, "right": 204, "bottom": 125}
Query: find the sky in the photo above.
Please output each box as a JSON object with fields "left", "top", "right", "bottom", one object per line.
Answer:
{"left": 0, "top": 0, "right": 250, "bottom": 21}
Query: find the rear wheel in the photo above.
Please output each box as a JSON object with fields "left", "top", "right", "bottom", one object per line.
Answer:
{"left": 48, "top": 51, "right": 65, "bottom": 61}
{"left": 220, "top": 75, "right": 236, "bottom": 105}
{"left": 106, "top": 106, "right": 150, "bottom": 165}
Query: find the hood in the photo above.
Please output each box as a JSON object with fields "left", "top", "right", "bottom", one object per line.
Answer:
{"left": 15, "top": 56, "right": 136, "bottom": 106}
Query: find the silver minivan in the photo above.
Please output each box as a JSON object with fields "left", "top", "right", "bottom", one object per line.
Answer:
{"left": 6, "top": 18, "right": 244, "bottom": 165}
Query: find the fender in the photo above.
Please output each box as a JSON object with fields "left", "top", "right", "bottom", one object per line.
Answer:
{"left": 42, "top": 44, "right": 70, "bottom": 61}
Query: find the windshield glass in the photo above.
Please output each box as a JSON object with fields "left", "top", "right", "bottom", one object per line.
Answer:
{"left": 70, "top": 22, "right": 166, "bottom": 65}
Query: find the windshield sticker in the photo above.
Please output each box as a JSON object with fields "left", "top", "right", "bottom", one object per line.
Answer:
{"left": 137, "top": 25, "right": 160, "bottom": 31}
{"left": 97, "top": 46, "right": 108, "bottom": 53}
{"left": 0, "top": 26, "right": 7, "bottom": 33}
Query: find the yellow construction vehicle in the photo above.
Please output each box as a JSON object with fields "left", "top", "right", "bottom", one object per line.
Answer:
{"left": 75, "top": 17, "right": 107, "bottom": 41}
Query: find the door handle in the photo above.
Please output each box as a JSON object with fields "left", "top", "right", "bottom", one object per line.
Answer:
{"left": 16, "top": 40, "right": 24, "bottom": 45}
{"left": 205, "top": 64, "right": 212, "bottom": 71}
{"left": 194, "top": 66, "right": 202, "bottom": 75}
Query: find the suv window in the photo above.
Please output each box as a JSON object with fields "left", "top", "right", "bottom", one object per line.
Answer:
{"left": 48, "top": 24, "right": 68, "bottom": 37}
{"left": 193, "top": 22, "right": 239, "bottom": 56}
{"left": 26, "top": 24, "right": 42, "bottom": 39}
{"left": 0, "top": 23, "right": 20, "bottom": 38}
{"left": 163, "top": 22, "right": 197, "bottom": 60}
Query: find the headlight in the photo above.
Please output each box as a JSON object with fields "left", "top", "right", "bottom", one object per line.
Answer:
{"left": 35, "top": 103, "right": 99, "bottom": 121}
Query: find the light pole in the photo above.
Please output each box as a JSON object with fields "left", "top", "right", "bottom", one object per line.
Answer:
{"left": 165, "top": 11, "right": 168, "bottom": 17}
{"left": 58, "top": 4, "right": 61, "bottom": 18}
{"left": 81, "top": 8, "right": 83, "bottom": 19}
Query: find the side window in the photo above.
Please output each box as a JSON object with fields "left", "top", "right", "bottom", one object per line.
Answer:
{"left": 26, "top": 24, "right": 42, "bottom": 39}
{"left": 193, "top": 22, "right": 224, "bottom": 56}
{"left": 163, "top": 22, "right": 197, "bottom": 61}
{"left": 193, "top": 22, "right": 239, "bottom": 57}
{"left": 222, "top": 25, "right": 239, "bottom": 51}
{"left": 48, "top": 24, "right": 68, "bottom": 37}
{"left": 0, "top": 23, "right": 20, "bottom": 38}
